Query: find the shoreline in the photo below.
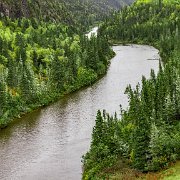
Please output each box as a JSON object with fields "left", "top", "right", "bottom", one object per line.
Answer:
{"left": 0, "top": 52, "right": 115, "bottom": 131}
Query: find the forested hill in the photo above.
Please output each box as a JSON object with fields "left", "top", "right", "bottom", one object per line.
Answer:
{"left": 83, "top": 0, "right": 180, "bottom": 179}
{"left": 0, "top": 0, "right": 135, "bottom": 30}
{"left": 0, "top": 0, "right": 137, "bottom": 131}
{"left": 0, "top": 0, "right": 119, "bottom": 128}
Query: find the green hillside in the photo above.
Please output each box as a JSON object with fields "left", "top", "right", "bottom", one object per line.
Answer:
{"left": 0, "top": 0, "right": 135, "bottom": 30}
{"left": 83, "top": 0, "right": 180, "bottom": 179}
{"left": 0, "top": 15, "right": 115, "bottom": 128}
{"left": 0, "top": 0, "right": 138, "bottom": 129}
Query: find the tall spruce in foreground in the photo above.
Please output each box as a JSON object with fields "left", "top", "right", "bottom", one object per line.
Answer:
{"left": 83, "top": 0, "right": 180, "bottom": 178}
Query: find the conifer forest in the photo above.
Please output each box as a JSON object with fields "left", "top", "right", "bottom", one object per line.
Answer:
{"left": 0, "top": 0, "right": 179, "bottom": 179}
{"left": 0, "top": 2, "right": 115, "bottom": 127}
{"left": 83, "top": 0, "right": 180, "bottom": 179}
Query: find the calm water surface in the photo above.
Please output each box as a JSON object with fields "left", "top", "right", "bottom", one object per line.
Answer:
{"left": 0, "top": 45, "right": 159, "bottom": 180}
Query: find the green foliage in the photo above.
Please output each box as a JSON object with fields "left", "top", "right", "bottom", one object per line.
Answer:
{"left": 0, "top": 16, "right": 114, "bottom": 128}
{"left": 83, "top": 0, "right": 180, "bottom": 178}
{"left": 83, "top": 111, "right": 120, "bottom": 179}
{"left": 76, "top": 67, "right": 97, "bottom": 87}
{"left": 148, "top": 123, "right": 180, "bottom": 171}
{"left": 0, "top": 0, "right": 135, "bottom": 31}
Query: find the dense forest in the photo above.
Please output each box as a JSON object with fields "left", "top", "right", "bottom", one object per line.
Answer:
{"left": 0, "top": 0, "right": 134, "bottom": 31}
{"left": 0, "top": 0, "right": 179, "bottom": 179}
{"left": 83, "top": 0, "right": 180, "bottom": 179}
{"left": 0, "top": 0, "right": 136, "bottom": 128}
{"left": 0, "top": 14, "right": 115, "bottom": 128}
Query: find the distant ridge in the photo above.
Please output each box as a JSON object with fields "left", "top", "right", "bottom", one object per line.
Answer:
{"left": 0, "top": 0, "right": 135, "bottom": 27}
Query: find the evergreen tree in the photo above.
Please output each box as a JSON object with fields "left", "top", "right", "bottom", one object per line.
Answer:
{"left": 7, "top": 57, "right": 18, "bottom": 89}
{"left": 92, "top": 110, "right": 104, "bottom": 146}
{"left": 49, "top": 53, "right": 65, "bottom": 91}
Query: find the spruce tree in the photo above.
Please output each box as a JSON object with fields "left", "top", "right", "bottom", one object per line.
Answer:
{"left": 92, "top": 110, "right": 104, "bottom": 146}
{"left": 49, "top": 53, "right": 65, "bottom": 91}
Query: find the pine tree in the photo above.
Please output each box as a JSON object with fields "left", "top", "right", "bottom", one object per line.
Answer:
{"left": 7, "top": 57, "right": 18, "bottom": 89}
{"left": 92, "top": 110, "right": 104, "bottom": 146}
{"left": 19, "top": 60, "right": 36, "bottom": 103}
{"left": 49, "top": 53, "right": 65, "bottom": 91}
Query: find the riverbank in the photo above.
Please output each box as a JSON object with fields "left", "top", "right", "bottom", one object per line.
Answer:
{"left": 0, "top": 75, "right": 96, "bottom": 129}
{"left": 83, "top": 1, "right": 180, "bottom": 179}
{"left": 0, "top": 20, "right": 115, "bottom": 130}
{"left": 83, "top": 43, "right": 180, "bottom": 180}
{"left": 0, "top": 45, "right": 160, "bottom": 180}
{"left": 0, "top": 50, "right": 115, "bottom": 130}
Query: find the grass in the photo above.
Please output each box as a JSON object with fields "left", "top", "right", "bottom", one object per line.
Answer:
{"left": 99, "top": 160, "right": 180, "bottom": 180}
{"left": 159, "top": 161, "right": 180, "bottom": 180}
{"left": 138, "top": 161, "right": 180, "bottom": 180}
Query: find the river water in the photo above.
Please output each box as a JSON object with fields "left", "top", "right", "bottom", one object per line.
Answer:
{"left": 86, "top": 27, "right": 98, "bottom": 38}
{"left": 0, "top": 45, "right": 159, "bottom": 180}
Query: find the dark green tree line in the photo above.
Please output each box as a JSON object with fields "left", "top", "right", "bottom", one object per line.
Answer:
{"left": 83, "top": 0, "right": 180, "bottom": 178}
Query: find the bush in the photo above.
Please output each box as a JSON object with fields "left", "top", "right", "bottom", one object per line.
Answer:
{"left": 148, "top": 124, "right": 180, "bottom": 171}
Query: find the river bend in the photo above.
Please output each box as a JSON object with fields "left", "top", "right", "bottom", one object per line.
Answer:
{"left": 0, "top": 45, "right": 159, "bottom": 180}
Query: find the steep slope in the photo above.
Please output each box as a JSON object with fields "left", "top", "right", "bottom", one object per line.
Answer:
{"left": 0, "top": 0, "right": 135, "bottom": 29}
{"left": 0, "top": 15, "right": 115, "bottom": 128}
{"left": 83, "top": 0, "right": 180, "bottom": 178}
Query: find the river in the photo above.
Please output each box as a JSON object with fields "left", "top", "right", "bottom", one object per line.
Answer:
{"left": 86, "top": 27, "right": 98, "bottom": 38}
{"left": 0, "top": 45, "right": 159, "bottom": 180}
